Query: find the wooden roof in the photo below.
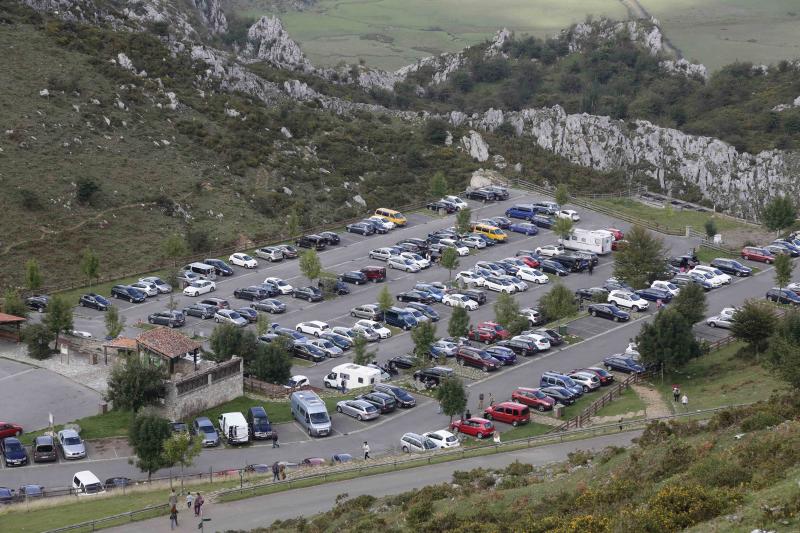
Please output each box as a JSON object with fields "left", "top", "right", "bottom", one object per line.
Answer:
{"left": 0, "top": 312, "right": 26, "bottom": 324}
{"left": 103, "top": 337, "right": 137, "bottom": 350}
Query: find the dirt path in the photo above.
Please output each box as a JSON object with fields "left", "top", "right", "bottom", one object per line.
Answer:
{"left": 591, "top": 383, "right": 673, "bottom": 426}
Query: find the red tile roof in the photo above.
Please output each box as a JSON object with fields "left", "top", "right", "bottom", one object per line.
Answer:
{"left": 137, "top": 327, "right": 201, "bottom": 359}
{"left": 0, "top": 313, "right": 26, "bottom": 323}
{"left": 103, "top": 337, "right": 137, "bottom": 350}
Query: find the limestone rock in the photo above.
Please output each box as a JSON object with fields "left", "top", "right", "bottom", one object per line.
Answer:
{"left": 243, "top": 16, "right": 313, "bottom": 72}
{"left": 353, "top": 194, "right": 366, "bottom": 207}
{"left": 469, "top": 169, "right": 503, "bottom": 189}
{"left": 280, "top": 126, "right": 293, "bottom": 139}
{"left": 659, "top": 58, "right": 708, "bottom": 80}
{"left": 461, "top": 130, "right": 490, "bottom": 162}
{"left": 191, "top": 0, "right": 227, "bottom": 35}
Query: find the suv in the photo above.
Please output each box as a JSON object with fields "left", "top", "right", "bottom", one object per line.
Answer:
{"left": 356, "top": 392, "right": 396, "bottom": 413}
{"left": 246, "top": 406, "right": 273, "bottom": 440}
{"left": 296, "top": 234, "right": 327, "bottom": 250}
{"left": 497, "top": 336, "right": 539, "bottom": 357}
{"left": 32, "top": 435, "right": 57, "bottom": 463}
{"left": 455, "top": 346, "right": 501, "bottom": 372}
{"left": 413, "top": 367, "right": 454, "bottom": 388}
{"left": 339, "top": 271, "right": 367, "bottom": 285}
{"left": 360, "top": 266, "right": 386, "bottom": 283}
{"left": 147, "top": 311, "right": 185, "bottom": 328}
{"left": 183, "top": 303, "right": 216, "bottom": 319}
{"left": 607, "top": 290, "right": 650, "bottom": 311}
{"left": 233, "top": 286, "right": 268, "bottom": 301}
{"left": 505, "top": 204, "right": 538, "bottom": 220}
{"left": 483, "top": 402, "right": 530, "bottom": 426}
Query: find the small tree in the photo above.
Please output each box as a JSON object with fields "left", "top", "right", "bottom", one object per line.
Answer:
{"left": 670, "top": 283, "right": 707, "bottom": 325}
{"left": 636, "top": 308, "right": 701, "bottom": 375}
{"left": 435, "top": 377, "right": 468, "bottom": 422}
{"left": 455, "top": 207, "right": 472, "bottom": 235}
{"left": 429, "top": 172, "right": 447, "bottom": 199}
{"left": 539, "top": 283, "right": 577, "bottom": 322}
{"left": 44, "top": 295, "right": 73, "bottom": 348}
{"left": 377, "top": 285, "right": 393, "bottom": 313}
{"left": 2, "top": 290, "right": 28, "bottom": 319}
{"left": 440, "top": 247, "right": 460, "bottom": 280}
{"left": 448, "top": 306, "right": 470, "bottom": 338}
{"left": 104, "top": 305, "right": 125, "bottom": 339}
{"left": 22, "top": 323, "right": 54, "bottom": 360}
{"left": 287, "top": 209, "right": 300, "bottom": 238}
{"left": 106, "top": 356, "right": 166, "bottom": 412}
{"left": 250, "top": 339, "right": 292, "bottom": 384}
{"left": 762, "top": 195, "right": 796, "bottom": 233}
{"left": 80, "top": 247, "right": 100, "bottom": 288}
{"left": 554, "top": 184, "right": 570, "bottom": 207}
{"left": 704, "top": 219, "right": 718, "bottom": 239}
{"left": 613, "top": 226, "right": 667, "bottom": 289}
{"left": 162, "top": 431, "right": 202, "bottom": 491}
{"left": 352, "top": 334, "right": 375, "bottom": 366}
{"left": 162, "top": 234, "right": 188, "bottom": 266}
{"left": 209, "top": 322, "right": 244, "bottom": 361}
{"left": 411, "top": 321, "right": 437, "bottom": 365}
{"left": 552, "top": 217, "right": 574, "bottom": 241}
{"left": 731, "top": 300, "right": 776, "bottom": 358}
{"left": 25, "top": 259, "right": 43, "bottom": 292}
{"left": 774, "top": 253, "right": 794, "bottom": 289}
{"left": 493, "top": 292, "right": 528, "bottom": 335}
{"left": 766, "top": 311, "right": 800, "bottom": 388}
{"left": 256, "top": 312, "right": 270, "bottom": 337}
{"left": 129, "top": 412, "right": 171, "bottom": 481}
{"left": 299, "top": 249, "right": 322, "bottom": 284}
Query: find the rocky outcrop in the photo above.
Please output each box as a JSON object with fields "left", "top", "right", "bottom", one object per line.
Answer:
{"left": 460, "top": 131, "right": 490, "bottom": 162}
{"left": 772, "top": 96, "right": 800, "bottom": 112}
{"left": 659, "top": 58, "right": 708, "bottom": 81}
{"left": 563, "top": 18, "right": 664, "bottom": 56}
{"left": 453, "top": 107, "right": 800, "bottom": 219}
{"left": 242, "top": 16, "right": 313, "bottom": 72}
{"left": 191, "top": 0, "right": 227, "bottom": 35}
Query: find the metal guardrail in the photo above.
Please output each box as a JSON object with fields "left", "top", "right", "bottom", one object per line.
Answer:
{"left": 44, "top": 504, "right": 169, "bottom": 533}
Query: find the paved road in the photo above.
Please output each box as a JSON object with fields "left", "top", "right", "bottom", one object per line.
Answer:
{"left": 109, "top": 430, "right": 642, "bottom": 533}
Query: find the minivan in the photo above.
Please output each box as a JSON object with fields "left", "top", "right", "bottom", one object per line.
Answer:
{"left": 383, "top": 307, "right": 418, "bottom": 330}
{"left": 505, "top": 204, "right": 538, "bottom": 220}
{"left": 32, "top": 436, "right": 57, "bottom": 463}
{"left": 183, "top": 262, "right": 216, "bottom": 280}
{"left": 360, "top": 266, "right": 387, "bottom": 283}
{"left": 470, "top": 223, "right": 507, "bottom": 242}
{"left": 246, "top": 406, "right": 273, "bottom": 440}
{"left": 483, "top": 402, "right": 530, "bottom": 426}
{"left": 291, "top": 391, "right": 331, "bottom": 437}
{"left": 72, "top": 471, "right": 106, "bottom": 496}
{"left": 540, "top": 372, "right": 584, "bottom": 397}
{"left": 374, "top": 208, "right": 407, "bottom": 226}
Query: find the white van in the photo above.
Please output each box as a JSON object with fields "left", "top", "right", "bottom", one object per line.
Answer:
{"left": 218, "top": 412, "right": 249, "bottom": 444}
{"left": 323, "top": 363, "right": 383, "bottom": 391}
{"left": 183, "top": 262, "right": 217, "bottom": 280}
{"left": 72, "top": 470, "right": 106, "bottom": 496}
{"left": 559, "top": 229, "right": 613, "bottom": 255}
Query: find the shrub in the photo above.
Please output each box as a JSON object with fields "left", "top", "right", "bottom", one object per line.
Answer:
{"left": 503, "top": 460, "right": 534, "bottom": 477}
{"left": 632, "top": 483, "right": 740, "bottom": 531}
{"left": 740, "top": 411, "right": 783, "bottom": 431}
{"left": 568, "top": 449, "right": 593, "bottom": 466}
{"left": 686, "top": 454, "right": 751, "bottom": 488}
{"left": 405, "top": 499, "right": 433, "bottom": 528}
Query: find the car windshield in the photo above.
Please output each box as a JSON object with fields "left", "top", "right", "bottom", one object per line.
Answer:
{"left": 6, "top": 442, "right": 22, "bottom": 452}
{"left": 36, "top": 444, "right": 54, "bottom": 452}
{"left": 84, "top": 483, "right": 103, "bottom": 494}
{"left": 199, "top": 424, "right": 214, "bottom": 434}
{"left": 229, "top": 312, "right": 242, "bottom": 319}
{"left": 423, "top": 439, "right": 437, "bottom": 449}
{"left": 310, "top": 412, "right": 329, "bottom": 424}
{"left": 64, "top": 437, "right": 81, "bottom": 446}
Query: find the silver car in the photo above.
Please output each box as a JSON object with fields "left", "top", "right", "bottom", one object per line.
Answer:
{"left": 140, "top": 276, "right": 172, "bottom": 294}
{"left": 706, "top": 315, "right": 734, "bottom": 329}
{"left": 462, "top": 236, "right": 487, "bottom": 249}
{"left": 387, "top": 256, "right": 421, "bottom": 272}
{"left": 214, "top": 310, "right": 248, "bottom": 327}
{"left": 255, "top": 246, "right": 284, "bottom": 262}
{"left": 350, "top": 304, "right": 382, "bottom": 320}
{"left": 336, "top": 400, "right": 379, "bottom": 421}
{"left": 501, "top": 275, "right": 529, "bottom": 292}
{"left": 368, "top": 248, "right": 395, "bottom": 261}
{"left": 309, "top": 339, "right": 344, "bottom": 358}
{"left": 57, "top": 429, "right": 86, "bottom": 460}
{"left": 431, "top": 339, "right": 458, "bottom": 357}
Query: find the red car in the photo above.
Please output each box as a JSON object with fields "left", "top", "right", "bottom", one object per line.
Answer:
{"left": 450, "top": 417, "right": 495, "bottom": 439}
{"left": 478, "top": 321, "right": 509, "bottom": 340}
{"left": 360, "top": 266, "right": 387, "bottom": 282}
{"left": 611, "top": 239, "right": 628, "bottom": 251}
{"left": 740, "top": 246, "right": 774, "bottom": 264}
{"left": 467, "top": 327, "right": 501, "bottom": 345}
{"left": 579, "top": 367, "right": 615, "bottom": 385}
{"left": 0, "top": 422, "right": 23, "bottom": 439}
{"left": 483, "top": 402, "right": 530, "bottom": 426}
{"left": 511, "top": 387, "right": 556, "bottom": 412}
{"left": 517, "top": 255, "right": 540, "bottom": 268}
{"left": 607, "top": 228, "right": 624, "bottom": 241}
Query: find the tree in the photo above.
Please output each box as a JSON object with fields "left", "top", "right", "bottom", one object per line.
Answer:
{"left": 423, "top": 119, "right": 448, "bottom": 144}
{"left": 636, "top": 308, "right": 701, "bottom": 374}
{"left": 299, "top": 249, "right": 322, "bottom": 284}
{"left": 256, "top": 312, "right": 270, "bottom": 337}
{"left": 377, "top": 285, "right": 393, "bottom": 312}
{"left": 76, "top": 177, "right": 100, "bottom": 204}
{"left": 106, "top": 356, "right": 166, "bottom": 412}
{"left": 613, "top": 226, "right": 667, "bottom": 289}
{"left": 104, "top": 304, "right": 125, "bottom": 339}
{"left": 731, "top": 300, "right": 776, "bottom": 357}
{"left": 539, "top": 283, "right": 577, "bottom": 322}
{"left": 129, "top": 412, "right": 171, "bottom": 481}
{"left": 44, "top": 295, "right": 73, "bottom": 348}
{"left": 429, "top": 172, "right": 447, "bottom": 199}
{"left": 762, "top": 195, "right": 796, "bottom": 233}
{"left": 448, "top": 306, "right": 470, "bottom": 338}
{"left": 80, "top": 247, "right": 100, "bottom": 287}
{"left": 22, "top": 323, "right": 54, "bottom": 360}
{"left": 287, "top": 209, "right": 300, "bottom": 238}
{"left": 435, "top": 377, "right": 467, "bottom": 422}
{"left": 250, "top": 339, "right": 292, "bottom": 384}
{"left": 209, "top": 323, "right": 244, "bottom": 361}
{"left": 162, "top": 234, "right": 188, "bottom": 266}
{"left": 704, "top": 219, "right": 718, "bottom": 239}
{"left": 774, "top": 253, "right": 794, "bottom": 289}
{"left": 670, "top": 283, "right": 707, "bottom": 325}
{"left": 766, "top": 311, "right": 800, "bottom": 388}
{"left": 552, "top": 217, "right": 574, "bottom": 241}
{"left": 455, "top": 207, "right": 472, "bottom": 235}
{"left": 554, "top": 184, "right": 570, "bottom": 207}
{"left": 2, "top": 290, "right": 28, "bottom": 319}
{"left": 493, "top": 292, "right": 529, "bottom": 336}
{"left": 25, "top": 259, "right": 43, "bottom": 292}
{"left": 162, "top": 431, "right": 202, "bottom": 491}
{"left": 440, "top": 247, "right": 460, "bottom": 280}
{"left": 352, "top": 334, "right": 375, "bottom": 366}
{"left": 411, "top": 321, "right": 437, "bottom": 365}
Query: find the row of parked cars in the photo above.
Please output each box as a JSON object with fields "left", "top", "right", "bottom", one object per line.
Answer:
{"left": 1, "top": 427, "right": 86, "bottom": 468}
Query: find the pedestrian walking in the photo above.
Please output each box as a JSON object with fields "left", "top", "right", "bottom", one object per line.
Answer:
{"left": 478, "top": 393, "right": 484, "bottom": 411}
{"left": 464, "top": 408, "right": 471, "bottom": 420}
{"left": 681, "top": 394, "right": 689, "bottom": 411}
{"left": 588, "top": 262, "right": 594, "bottom": 275}
{"left": 618, "top": 418, "right": 624, "bottom": 431}
{"left": 436, "top": 401, "right": 442, "bottom": 414}
{"left": 193, "top": 493, "right": 203, "bottom": 517}
{"left": 363, "top": 441, "right": 371, "bottom": 460}
{"left": 168, "top": 488, "right": 177, "bottom": 509}
{"left": 489, "top": 393, "right": 495, "bottom": 406}
{"left": 656, "top": 298, "right": 664, "bottom": 311}
{"left": 672, "top": 386, "right": 680, "bottom": 402}
{"left": 170, "top": 505, "right": 178, "bottom": 530}
{"left": 186, "top": 492, "right": 193, "bottom": 510}
{"left": 272, "top": 461, "right": 280, "bottom": 482}
{"left": 272, "top": 431, "right": 279, "bottom": 448}
{"left": 493, "top": 431, "right": 501, "bottom": 444}
{"left": 339, "top": 381, "right": 346, "bottom": 394}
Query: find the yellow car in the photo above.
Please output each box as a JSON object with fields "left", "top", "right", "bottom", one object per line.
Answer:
{"left": 374, "top": 208, "right": 407, "bottom": 227}
{"left": 471, "top": 223, "right": 507, "bottom": 242}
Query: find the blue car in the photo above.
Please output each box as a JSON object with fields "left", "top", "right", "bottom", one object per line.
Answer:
{"left": 430, "top": 339, "right": 458, "bottom": 358}
{"left": 772, "top": 240, "right": 800, "bottom": 257}
{"left": 505, "top": 204, "right": 539, "bottom": 220}
{"left": 484, "top": 346, "right": 517, "bottom": 365}
{"left": 603, "top": 356, "right": 645, "bottom": 373}
{"left": 414, "top": 283, "right": 445, "bottom": 302}
{"left": 635, "top": 288, "right": 673, "bottom": 303}
{"left": 271, "top": 325, "right": 308, "bottom": 343}
{"left": 1, "top": 437, "right": 28, "bottom": 467}
{"left": 509, "top": 222, "right": 539, "bottom": 236}
{"left": 321, "top": 332, "right": 354, "bottom": 350}
{"left": 766, "top": 288, "right": 800, "bottom": 305}
{"left": 407, "top": 302, "right": 439, "bottom": 322}
{"left": 531, "top": 215, "right": 554, "bottom": 229}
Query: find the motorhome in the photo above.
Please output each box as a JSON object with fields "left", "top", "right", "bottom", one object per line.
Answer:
{"left": 559, "top": 229, "right": 613, "bottom": 255}
{"left": 291, "top": 390, "right": 332, "bottom": 437}
{"left": 324, "top": 363, "right": 383, "bottom": 391}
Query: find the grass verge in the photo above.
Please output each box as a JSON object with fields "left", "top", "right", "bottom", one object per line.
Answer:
{"left": 592, "top": 198, "right": 750, "bottom": 233}
{"left": 25, "top": 410, "right": 133, "bottom": 441}
{"left": 593, "top": 388, "right": 647, "bottom": 418}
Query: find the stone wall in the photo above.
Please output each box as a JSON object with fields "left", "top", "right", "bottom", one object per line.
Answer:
{"left": 162, "top": 358, "right": 243, "bottom": 421}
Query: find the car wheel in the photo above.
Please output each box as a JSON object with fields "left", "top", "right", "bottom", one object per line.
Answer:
{"left": 456, "top": 358, "right": 464, "bottom": 366}
{"left": 356, "top": 414, "right": 363, "bottom": 421}
{"left": 613, "top": 316, "right": 620, "bottom": 322}
{"left": 590, "top": 310, "right": 596, "bottom": 317}
{"left": 336, "top": 406, "right": 342, "bottom": 413}
{"left": 537, "top": 405, "right": 546, "bottom": 412}
{"left": 512, "top": 420, "right": 519, "bottom": 427}
{"left": 583, "top": 386, "right": 589, "bottom": 392}
{"left": 606, "top": 365, "right": 613, "bottom": 371}
{"left": 477, "top": 432, "right": 484, "bottom": 439}
{"left": 766, "top": 259, "right": 772, "bottom": 264}
{"left": 709, "top": 321, "right": 716, "bottom": 328}
{"left": 148, "top": 318, "right": 154, "bottom": 324}
{"left": 402, "top": 446, "right": 410, "bottom": 453}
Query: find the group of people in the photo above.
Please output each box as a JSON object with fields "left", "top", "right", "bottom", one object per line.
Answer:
{"left": 672, "top": 385, "right": 689, "bottom": 409}
{"left": 168, "top": 489, "right": 204, "bottom": 529}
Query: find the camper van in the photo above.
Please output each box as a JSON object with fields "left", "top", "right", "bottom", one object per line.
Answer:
{"left": 324, "top": 363, "right": 383, "bottom": 391}
{"left": 218, "top": 412, "right": 249, "bottom": 444}
{"left": 559, "top": 229, "right": 613, "bottom": 255}
{"left": 182, "top": 262, "right": 217, "bottom": 280}
{"left": 291, "top": 391, "right": 331, "bottom": 437}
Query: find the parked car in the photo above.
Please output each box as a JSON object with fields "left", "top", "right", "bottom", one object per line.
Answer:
{"left": 25, "top": 295, "right": 49, "bottom": 312}
{"left": 78, "top": 293, "right": 110, "bottom": 311}
{"left": 202, "top": 298, "right": 232, "bottom": 310}
{"left": 741, "top": 246, "right": 774, "bottom": 264}
{"left": 276, "top": 245, "right": 299, "bottom": 259}
{"left": 346, "top": 222, "right": 375, "bottom": 235}
{"left": 319, "top": 231, "right": 340, "bottom": 245}
{"left": 320, "top": 332, "right": 353, "bottom": 350}
{"left": 111, "top": 285, "right": 146, "bottom": 302}
{"left": 354, "top": 319, "right": 391, "bottom": 339}
{"left": 183, "top": 280, "right": 216, "bottom": 297}
{"left": 455, "top": 346, "right": 501, "bottom": 372}
{"left": 575, "top": 287, "right": 609, "bottom": 301}
{"left": 296, "top": 235, "right": 328, "bottom": 250}
{"left": 413, "top": 366, "right": 454, "bottom": 388}
{"left": 635, "top": 287, "right": 673, "bottom": 303}
{"left": 251, "top": 298, "right": 286, "bottom": 314}
{"left": 556, "top": 209, "right": 580, "bottom": 221}
{"left": 580, "top": 367, "right": 615, "bottom": 385}
{"left": 339, "top": 271, "right": 368, "bottom": 285}
{"left": 534, "top": 328, "right": 564, "bottom": 346}
{"left": 0, "top": 487, "right": 16, "bottom": 504}
{"left": 235, "top": 307, "right": 258, "bottom": 323}
{"left": 497, "top": 336, "right": 544, "bottom": 357}
{"left": 450, "top": 417, "right": 495, "bottom": 439}
{"left": 536, "top": 244, "right": 564, "bottom": 257}
{"left": 520, "top": 307, "right": 543, "bottom": 326}
{"left": 214, "top": 309, "right": 248, "bottom": 327}
{"left": 766, "top": 288, "right": 800, "bottom": 305}
{"left": 57, "top": 429, "right": 86, "bottom": 460}
{"left": 427, "top": 200, "right": 457, "bottom": 213}
{"left": 192, "top": 417, "right": 220, "bottom": 447}
{"left": 1, "top": 437, "right": 28, "bottom": 467}
{"left": 465, "top": 189, "right": 495, "bottom": 202}
{"left": 568, "top": 371, "right": 601, "bottom": 392}
{"left": 356, "top": 392, "right": 396, "bottom": 413}
{"left": 104, "top": 477, "right": 133, "bottom": 490}
{"left": 360, "top": 266, "right": 387, "bottom": 283}
{"left": 587, "top": 303, "right": 630, "bottom": 322}
{"left": 706, "top": 314, "right": 734, "bottom": 328}
{"left": 400, "top": 433, "right": 437, "bottom": 453}
{"left": 443, "top": 293, "right": 479, "bottom": 311}
{"left": 255, "top": 246, "right": 284, "bottom": 262}
{"left": 603, "top": 355, "right": 646, "bottom": 373}
{"left": 229, "top": 253, "right": 258, "bottom": 268}
{"left": 293, "top": 286, "right": 324, "bottom": 302}
{"left": 336, "top": 400, "right": 379, "bottom": 421}
{"left": 607, "top": 290, "right": 650, "bottom": 311}
{"left": 406, "top": 302, "right": 439, "bottom": 322}
{"left": 147, "top": 310, "right": 185, "bottom": 328}
{"left": 296, "top": 321, "right": 331, "bottom": 337}
{"left": 0, "top": 422, "right": 23, "bottom": 440}
{"left": 293, "top": 343, "right": 327, "bottom": 363}
{"left": 483, "top": 402, "right": 530, "bottom": 426}
{"left": 512, "top": 387, "right": 555, "bottom": 412}
{"left": 540, "top": 386, "right": 578, "bottom": 405}
{"left": 32, "top": 435, "right": 57, "bottom": 463}
{"left": 423, "top": 430, "right": 460, "bottom": 449}
{"left": 539, "top": 259, "right": 569, "bottom": 276}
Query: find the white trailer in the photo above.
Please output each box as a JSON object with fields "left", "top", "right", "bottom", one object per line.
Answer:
{"left": 560, "top": 229, "right": 613, "bottom": 255}
{"left": 324, "top": 363, "right": 383, "bottom": 391}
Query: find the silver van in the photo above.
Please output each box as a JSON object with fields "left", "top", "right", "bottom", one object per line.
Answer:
{"left": 291, "top": 391, "right": 331, "bottom": 437}
{"left": 183, "top": 262, "right": 216, "bottom": 280}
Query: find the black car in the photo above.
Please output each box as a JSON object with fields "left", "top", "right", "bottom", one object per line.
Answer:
{"left": 496, "top": 337, "right": 538, "bottom": 357}
{"left": 531, "top": 215, "right": 554, "bottom": 228}
{"left": 575, "top": 287, "right": 609, "bottom": 301}
{"left": 413, "top": 366, "right": 455, "bottom": 387}
{"left": 426, "top": 200, "right": 457, "bottom": 214}
{"left": 461, "top": 289, "right": 487, "bottom": 305}
{"left": 236, "top": 307, "right": 259, "bottom": 323}
{"left": 396, "top": 290, "right": 435, "bottom": 304}
{"left": 553, "top": 254, "right": 588, "bottom": 272}
{"left": 535, "top": 328, "right": 564, "bottom": 346}
{"left": 148, "top": 311, "right": 185, "bottom": 328}
{"left": 635, "top": 288, "right": 673, "bottom": 302}
{"left": 373, "top": 383, "right": 416, "bottom": 408}
{"left": 570, "top": 251, "right": 599, "bottom": 266}
{"left": 319, "top": 231, "right": 340, "bottom": 245}
{"left": 484, "top": 186, "right": 510, "bottom": 200}
{"left": 183, "top": 303, "right": 216, "bottom": 319}
{"left": 251, "top": 298, "right": 286, "bottom": 314}
{"left": 603, "top": 356, "right": 645, "bottom": 373}
{"left": 465, "top": 189, "right": 495, "bottom": 202}
{"left": 766, "top": 288, "right": 800, "bottom": 305}
{"left": 277, "top": 245, "right": 299, "bottom": 259}
{"left": 233, "top": 286, "right": 269, "bottom": 301}
{"left": 293, "top": 286, "right": 324, "bottom": 302}
{"left": 104, "top": 477, "right": 133, "bottom": 490}
{"left": 25, "top": 295, "right": 49, "bottom": 312}
{"left": 110, "top": 285, "right": 146, "bottom": 303}
{"left": 339, "top": 271, "right": 368, "bottom": 285}
{"left": 361, "top": 219, "right": 389, "bottom": 234}
{"left": 203, "top": 259, "right": 234, "bottom": 276}
{"left": 406, "top": 302, "right": 440, "bottom": 321}
{"left": 318, "top": 278, "right": 350, "bottom": 295}
{"left": 487, "top": 216, "right": 511, "bottom": 229}
{"left": 603, "top": 279, "right": 634, "bottom": 292}
{"left": 293, "top": 343, "right": 326, "bottom": 362}
{"left": 296, "top": 234, "right": 327, "bottom": 250}
{"left": 398, "top": 238, "right": 429, "bottom": 252}
{"left": 540, "top": 386, "right": 577, "bottom": 405}
{"left": 0, "top": 486, "right": 16, "bottom": 504}
{"left": 345, "top": 222, "right": 375, "bottom": 235}
{"left": 587, "top": 303, "right": 630, "bottom": 321}
{"left": 710, "top": 258, "right": 752, "bottom": 277}
{"left": 320, "top": 332, "right": 353, "bottom": 350}
{"left": 356, "top": 392, "right": 397, "bottom": 413}
{"left": 79, "top": 293, "right": 110, "bottom": 311}
{"left": 540, "top": 260, "right": 569, "bottom": 276}
{"left": 668, "top": 254, "right": 700, "bottom": 270}
{"left": 387, "top": 355, "right": 416, "bottom": 370}
{"left": 256, "top": 282, "right": 282, "bottom": 297}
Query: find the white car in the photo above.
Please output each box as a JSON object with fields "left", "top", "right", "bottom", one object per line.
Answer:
{"left": 69, "top": 330, "right": 93, "bottom": 339}
{"left": 183, "top": 280, "right": 216, "bottom": 296}
{"left": 388, "top": 256, "right": 421, "bottom": 272}
{"left": 607, "top": 290, "right": 650, "bottom": 311}
{"left": 443, "top": 195, "right": 468, "bottom": 210}
{"left": 517, "top": 333, "right": 551, "bottom": 351}
{"left": 400, "top": 252, "right": 430, "bottom": 269}
{"left": 692, "top": 266, "right": 731, "bottom": 286}
{"left": 423, "top": 430, "right": 460, "bottom": 449}
{"left": 264, "top": 277, "right": 293, "bottom": 295}
{"left": 229, "top": 253, "right": 258, "bottom": 269}
{"left": 520, "top": 307, "right": 543, "bottom": 326}
{"left": 139, "top": 276, "right": 172, "bottom": 293}
{"left": 515, "top": 266, "right": 549, "bottom": 284}
{"left": 439, "top": 239, "right": 470, "bottom": 256}
{"left": 651, "top": 280, "right": 680, "bottom": 296}
{"left": 296, "top": 321, "right": 331, "bottom": 337}
{"left": 483, "top": 276, "right": 516, "bottom": 294}
{"left": 719, "top": 307, "right": 738, "bottom": 319}
{"left": 284, "top": 375, "right": 309, "bottom": 389}
{"left": 501, "top": 275, "right": 529, "bottom": 292}
{"left": 214, "top": 309, "right": 248, "bottom": 327}
{"left": 369, "top": 215, "right": 396, "bottom": 230}
{"left": 354, "top": 319, "right": 391, "bottom": 339}
{"left": 689, "top": 268, "right": 723, "bottom": 288}
{"left": 130, "top": 281, "right": 158, "bottom": 297}
{"left": 443, "top": 293, "right": 478, "bottom": 311}
{"left": 535, "top": 244, "right": 564, "bottom": 257}
{"left": 556, "top": 209, "right": 580, "bottom": 221}
{"left": 461, "top": 236, "right": 487, "bottom": 249}
{"left": 568, "top": 371, "right": 601, "bottom": 392}
{"left": 456, "top": 270, "right": 485, "bottom": 286}
{"left": 625, "top": 341, "right": 639, "bottom": 356}
{"left": 368, "top": 248, "right": 395, "bottom": 261}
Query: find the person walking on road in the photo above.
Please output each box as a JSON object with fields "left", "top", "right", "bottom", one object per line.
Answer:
{"left": 169, "top": 505, "right": 178, "bottom": 530}
{"left": 272, "top": 431, "right": 279, "bottom": 448}
{"left": 489, "top": 392, "right": 495, "bottom": 406}
{"left": 169, "top": 488, "right": 177, "bottom": 508}
{"left": 272, "top": 461, "right": 280, "bottom": 482}
{"left": 363, "top": 441, "right": 371, "bottom": 460}
{"left": 193, "top": 493, "right": 203, "bottom": 517}
{"left": 493, "top": 431, "right": 501, "bottom": 444}
{"left": 588, "top": 262, "right": 594, "bottom": 275}
{"left": 478, "top": 393, "right": 484, "bottom": 411}
{"left": 186, "top": 492, "right": 193, "bottom": 510}
{"left": 681, "top": 394, "right": 689, "bottom": 411}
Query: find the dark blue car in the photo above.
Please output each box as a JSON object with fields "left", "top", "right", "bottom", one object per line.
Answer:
{"left": 603, "top": 356, "right": 645, "bottom": 373}
{"left": 110, "top": 285, "right": 146, "bottom": 303}
{"left": 1, "top": 437, "right": 28, "bottom": 467}
{"left": 79, "top": 293, "right": 110, "bottom": 311}
{"left": 766, "top": 288, "right": 800, "bottom": 306}
{"left": 588, "top": 304, "right": 630, "bottom": 322}
{"left": 635, "top": 287, "right": 673, "bottom": 303}
{"left": 531, "top": 215, "right": 554, "bottom": 229}
{"left": 407, "top": 302, "right": 439, "bottom": 322}
{"left": 509, "top": 222, "right": 539, "bottom": 236}
{"left": 320, "top": 332, "right": 353, "bottom": 350}
{"left": 540, "top": 260, "right": 569, "bottom": 276}
{"left": 414, "top": 284, "right": 445, "bottom": 302}
{"left": 484, "top": 346, "right": 517, "bottom": 366}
